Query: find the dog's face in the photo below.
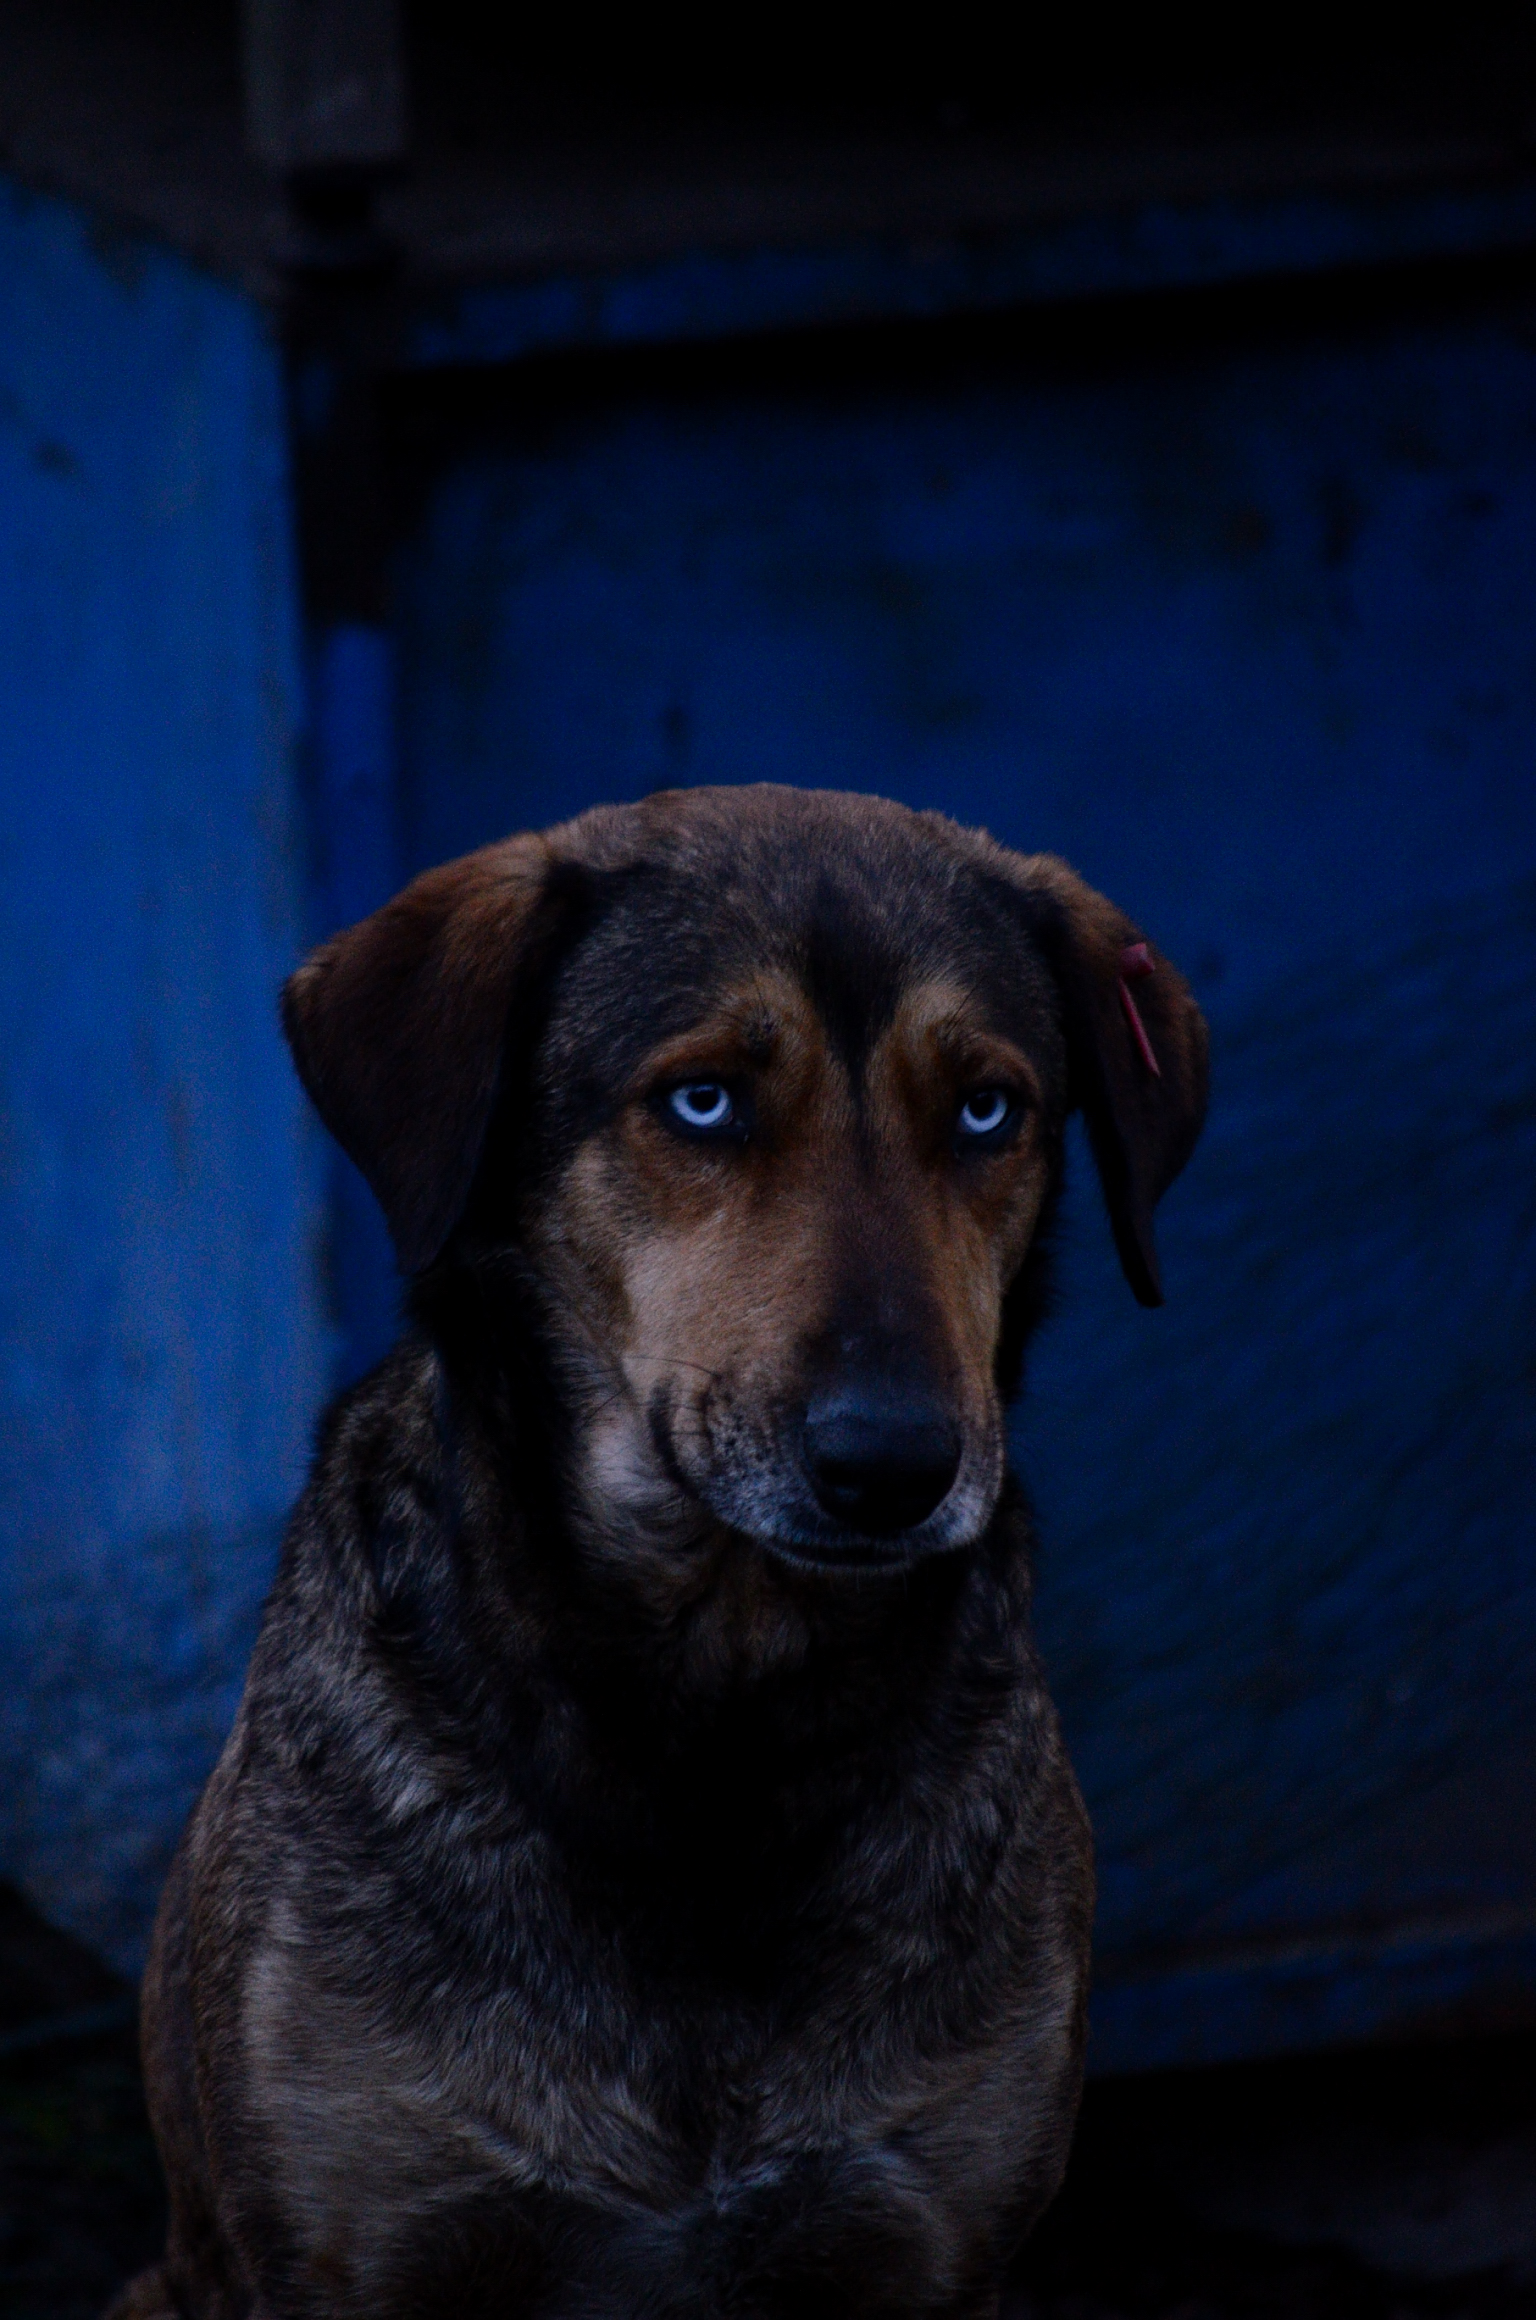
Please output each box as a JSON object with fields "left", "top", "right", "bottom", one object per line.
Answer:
{"left": 284, "top": 788, "right": 1207, "bottom": 1579}
{"left": 519, "top": 865, "right": 1066, "bottom": 1572}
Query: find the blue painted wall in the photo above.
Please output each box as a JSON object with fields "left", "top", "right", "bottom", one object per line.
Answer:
{"left": 392, "top": 297, "right": 1536, "bottom": 2064}
{"left": 0, "top": 180, "right": 329, "bottom": 1972}
{"left": 4, "top": 146, "right": 1532, "bottom": 2066}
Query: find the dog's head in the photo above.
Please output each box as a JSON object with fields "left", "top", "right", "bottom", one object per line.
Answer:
{"left": 285, "top": 788, "right": 1206, "bottom": 1577}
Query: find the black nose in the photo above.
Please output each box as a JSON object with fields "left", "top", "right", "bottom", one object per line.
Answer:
{"left": 802, "top": 1390, "right": 962, "bottom": 1536}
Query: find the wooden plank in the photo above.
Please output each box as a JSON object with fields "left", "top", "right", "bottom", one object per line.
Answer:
{"left": 405, "top": 183, "right": 1536, "bottom": 369}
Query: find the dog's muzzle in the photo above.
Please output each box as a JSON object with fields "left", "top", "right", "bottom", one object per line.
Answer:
{"left": 648, "top": 1365, "right": 998, "bottom": 1571}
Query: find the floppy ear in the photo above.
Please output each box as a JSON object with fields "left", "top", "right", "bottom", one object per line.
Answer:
{"left": 282, "top": 834, "right": 574, "bottom": 1274}
{"left": 992, "top": 849, "right": 1209, "bottom": 1307}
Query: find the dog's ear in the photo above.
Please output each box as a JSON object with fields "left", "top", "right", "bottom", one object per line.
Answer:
{"left": 282, "top": 835, "right": 576, "bottom": 1273}
{"left": 982, "top": 848, "right": 1209, "bottom": 1307}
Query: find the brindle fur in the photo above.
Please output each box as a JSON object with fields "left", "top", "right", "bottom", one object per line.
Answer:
{"left": 110, "top": 787, "right": 1207, "bottom": 2320}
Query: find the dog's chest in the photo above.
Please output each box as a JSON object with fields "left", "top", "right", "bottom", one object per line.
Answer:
{"left": 240, "top": 1887, "right": 1041, "bottom": 2317}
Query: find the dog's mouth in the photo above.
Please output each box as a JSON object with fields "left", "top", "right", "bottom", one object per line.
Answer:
{"left": 743, "top": 1497, "right": 989, "bottom": 1576}
{"left": 647, "top": 1388, "right": 1001, "bottom": 1576}
{"left": 749, "top": 1529, "right": 949, "bottom": 1576}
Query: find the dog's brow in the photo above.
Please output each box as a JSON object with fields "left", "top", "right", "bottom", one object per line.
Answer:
{"left": 929, "top": 995, "right": 980, "bottom": 1041}
{"left": 744, "top": 1013, "right": 776, "bottom": 1063}
{"left": 636, "top": 991, "right": 786, "bottom": 1086}
{"left": 803, "top": 891, "right": 901, "bottom": 1082}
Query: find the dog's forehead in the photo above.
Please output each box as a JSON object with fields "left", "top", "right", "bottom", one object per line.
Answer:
{"left": 537, "top": 801, "right": 1062, "bottom": 1103}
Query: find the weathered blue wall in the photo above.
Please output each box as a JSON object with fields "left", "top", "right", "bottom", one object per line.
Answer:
{"left": 5, "top": 144, "right": 1532, "bottom": 2066}
{"left": 0, "top": 179, "right": 329, "bottom": 1972}
{"left": 391, "top": 296, "right": 1536, "bottom": 2064}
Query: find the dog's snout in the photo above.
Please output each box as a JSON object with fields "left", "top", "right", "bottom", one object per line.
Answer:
{"left": 803, "top": 1387, "right": 962, "bottom": 1536}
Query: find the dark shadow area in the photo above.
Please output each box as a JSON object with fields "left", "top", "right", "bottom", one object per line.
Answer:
{"left": 3, "top": 1882, "right": 1533, "bottom": 2318}
{"left": 0, "top": 1886, "right": 162, "bottom": 2320}
{"left": 1008, "top": 2034, "right": 1536, "bottom": 2320}
{"left": 6, "top": 0, "right": 1536, "bottom": 290}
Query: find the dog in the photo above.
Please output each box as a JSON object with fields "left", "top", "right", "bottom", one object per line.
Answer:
{"left": 110, "top": 785, "right": 1206, "bottom": 2320}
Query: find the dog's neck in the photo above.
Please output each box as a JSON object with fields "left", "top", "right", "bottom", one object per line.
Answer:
{"left": 331, "top": 1321, "right": 1036, "bottom": 1973}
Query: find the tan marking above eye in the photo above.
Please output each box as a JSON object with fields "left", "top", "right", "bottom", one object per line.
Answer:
{"left": 628, "top": 981, "right": 799, "bottom": 1104}
{"left": 870, "top": 985, "right": 1043, "bottom": 1169}
{"left": 618, "top": 977, "right": 1049, "bottom": 1198}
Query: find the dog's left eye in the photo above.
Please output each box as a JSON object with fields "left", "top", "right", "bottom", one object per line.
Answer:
{"left": 956, "top": 1089, "right": 1014, "bottom": 1140}
{"left": 668, "top": 1082, "right": 736, "bottom": 1134}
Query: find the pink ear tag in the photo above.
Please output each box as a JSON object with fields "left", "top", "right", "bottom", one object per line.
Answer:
{"left": 1117, "top": 942, "right": 1161, "bottom": 1079}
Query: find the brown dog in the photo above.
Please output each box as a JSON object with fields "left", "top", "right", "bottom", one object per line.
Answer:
{"left": 111, "top": 786, "right": 1206, "bottom": 2320}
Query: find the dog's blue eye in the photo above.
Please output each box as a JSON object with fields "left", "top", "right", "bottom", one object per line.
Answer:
{"left": 669, "top": 1082, "right": 734, "bottom": 1132}
{"left": 957, "top": 1089, "right": 1012, "bottom": 1138}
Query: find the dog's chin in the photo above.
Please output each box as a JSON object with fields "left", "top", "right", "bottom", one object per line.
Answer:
{"left": 695, "top": 1472, "right": 1001, "bottom": 1579}
{"left": 752, "top": 1530, "right": 953, "bottom": 1578}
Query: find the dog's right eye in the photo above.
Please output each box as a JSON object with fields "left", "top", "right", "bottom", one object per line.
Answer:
{"left": 666, "top": 1082, "right": 737, "bottom": 1136}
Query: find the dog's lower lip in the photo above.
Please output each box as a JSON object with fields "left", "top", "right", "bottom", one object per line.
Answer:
{"left": 758, "top": 1532, "right": 934, "bottom": 1574}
